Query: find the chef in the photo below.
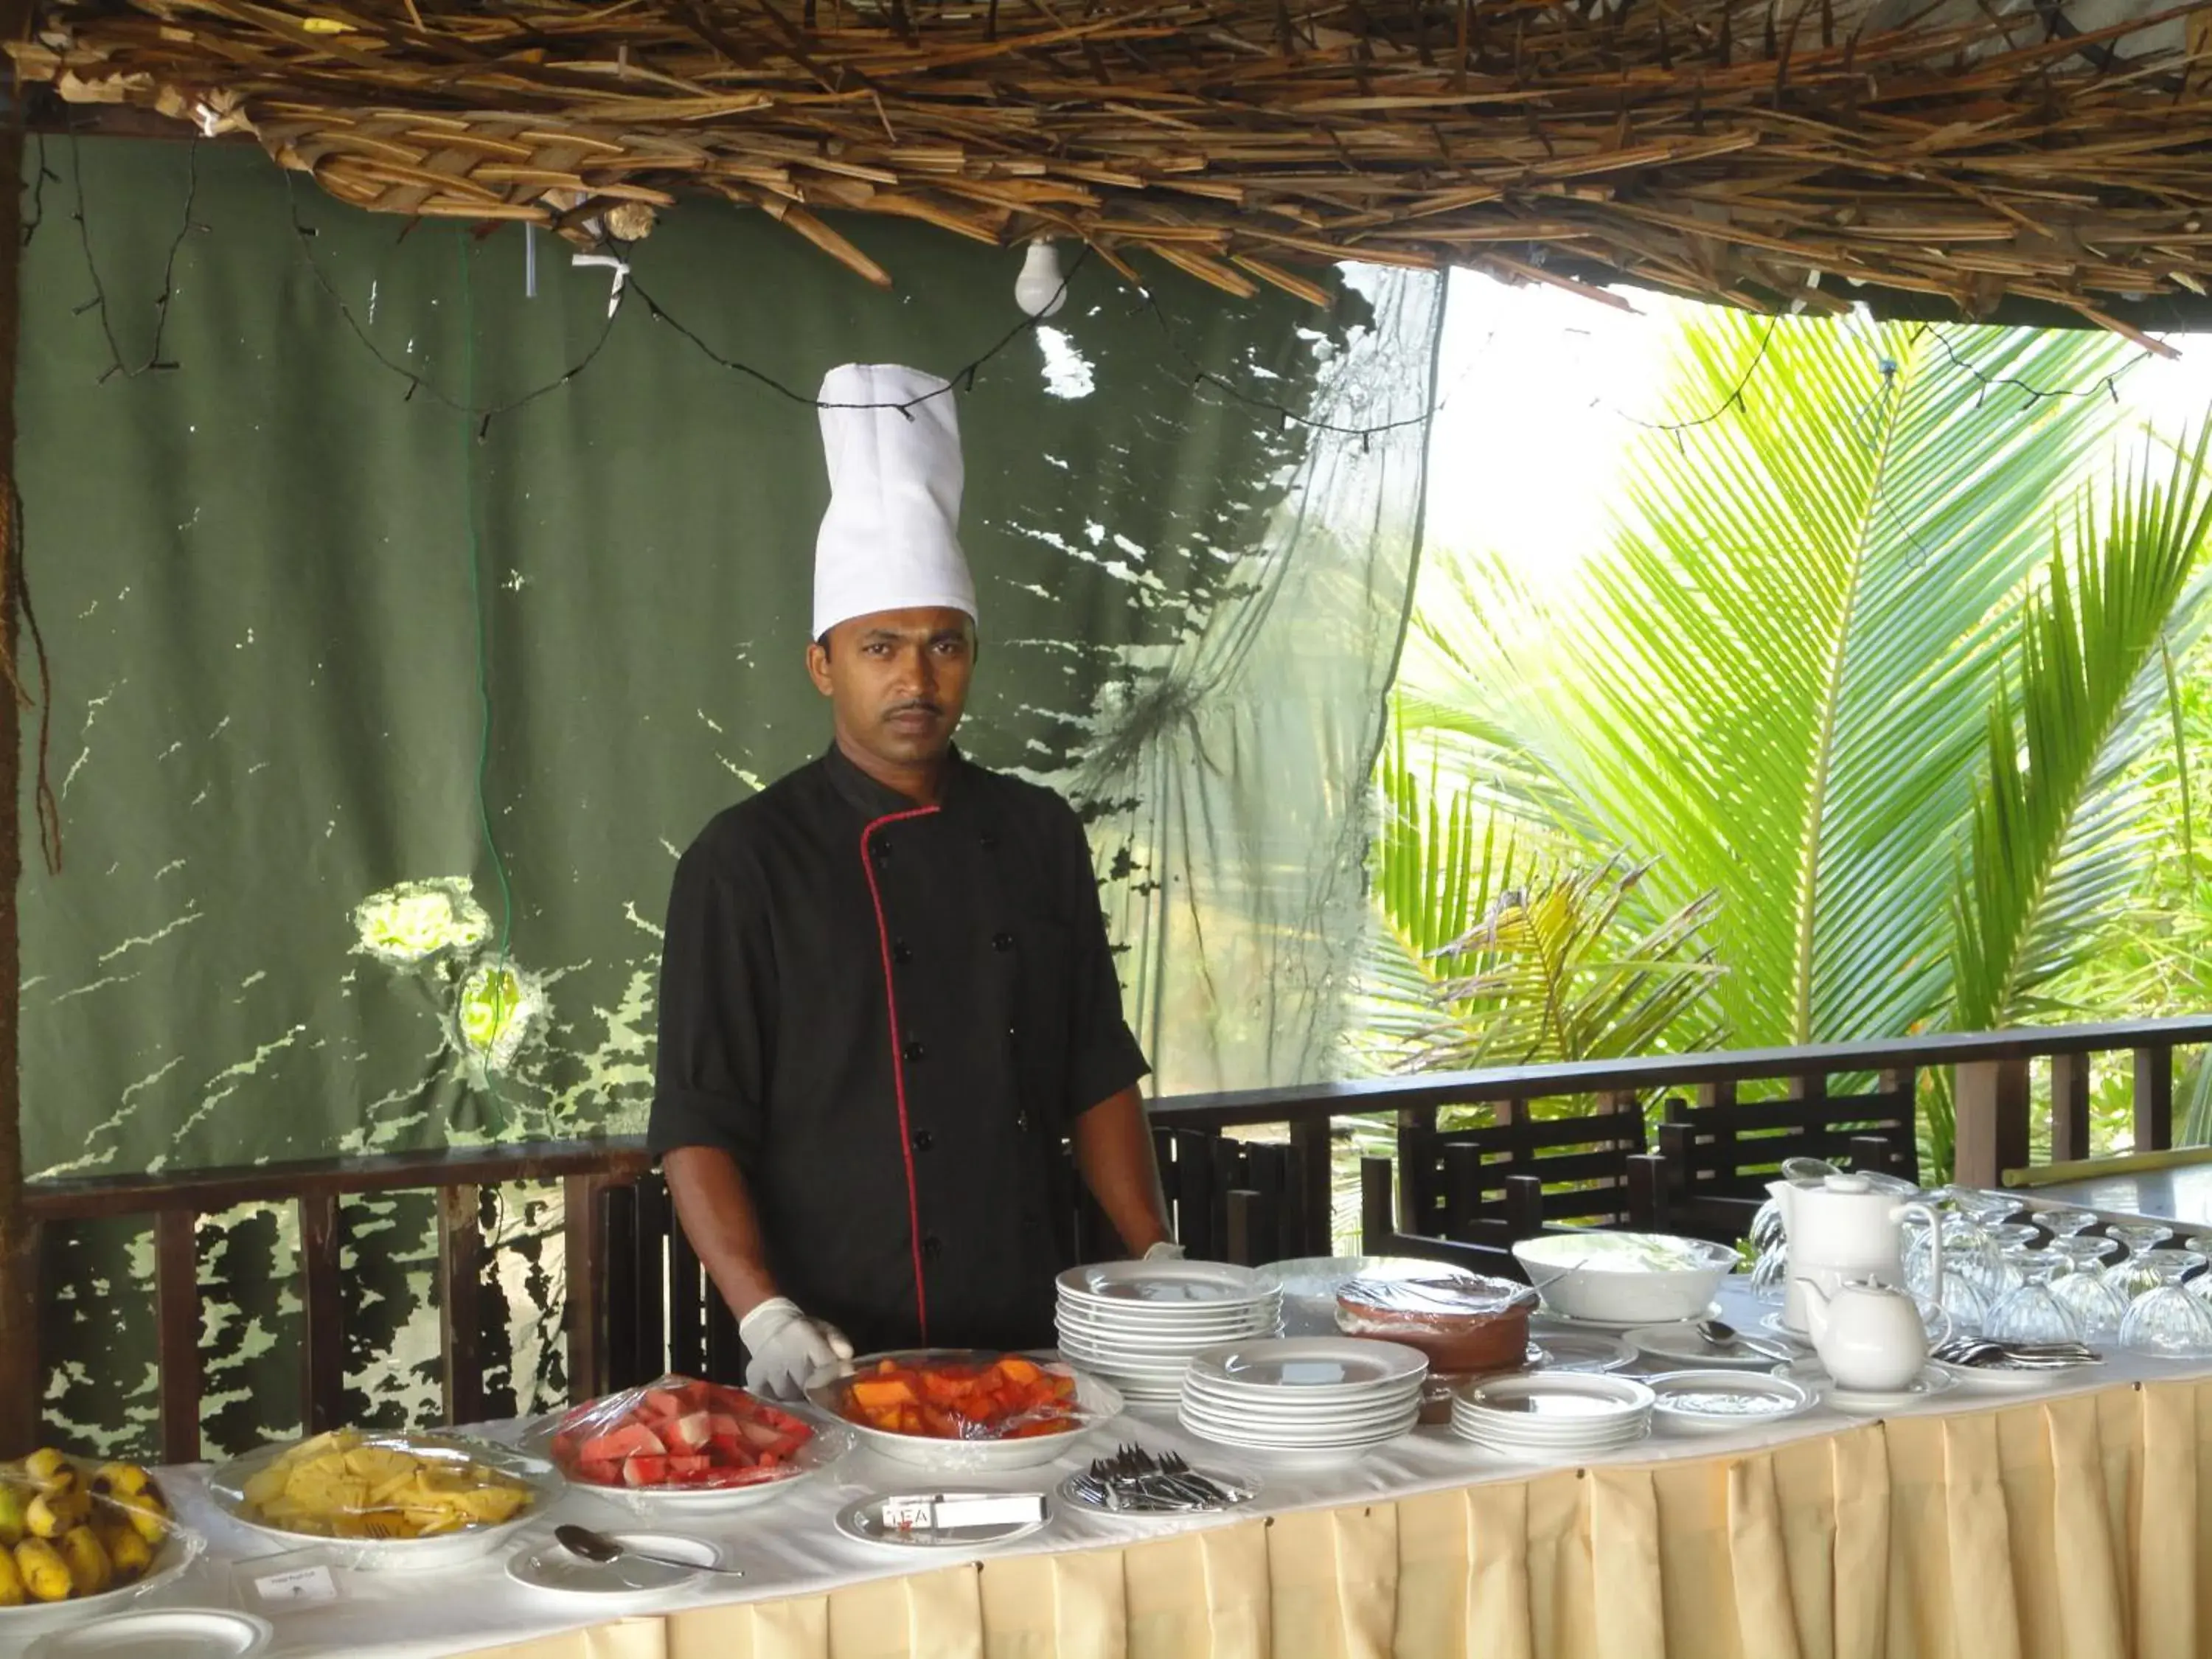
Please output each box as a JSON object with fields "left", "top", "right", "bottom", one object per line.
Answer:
{"left": 650, "top": 362, "right": 1179, "bottom": 1399}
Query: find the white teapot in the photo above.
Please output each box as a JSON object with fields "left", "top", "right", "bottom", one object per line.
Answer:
{"left": 1795, "top": 1277, "right": 1928, "bottom": 1392}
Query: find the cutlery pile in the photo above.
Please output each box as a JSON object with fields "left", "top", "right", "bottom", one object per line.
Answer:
{"left": 1932, "top": 1338, "right": 2101, "bottom": 1369}
{"left": 1067, "top": 1444, "right": 1251, "bottom": 1514}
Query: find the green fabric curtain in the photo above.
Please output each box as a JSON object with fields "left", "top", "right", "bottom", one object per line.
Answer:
{"left": 18, "top": 136, "right": 1440, "bottom": 1451}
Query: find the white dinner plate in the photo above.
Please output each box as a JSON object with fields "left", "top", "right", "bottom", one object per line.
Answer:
{"left": 835, "top": 1495, "right": 1053, "bottom": 1550}
{"left": 1929, "top": 1354, "right": 2106, "bottom": 1394}
{"left": 27, "top": 1610, "right": 275, "bottom": 1659}
{"left": 1055, "top": 1312, "right": 1277, "bottom": 1340}
{"left": 1529, "top": 1332, "right": 1638, "bottom": 1373}
{"left": 1645, "top": 1370, "right": 1815, "bottom": 1430}
{"left": 1189, "top": 1338, "right": 1428, "bottom": 1393}
{"left": 1450, "top": 1413, "right": 1652, "bottom": 1450}
{"left": 1058, "top": 1262, "right": 1273, "bottom": 1307}
{"left": 1457, "top": 1371, "right": 1656, "bottom": 1431}
{"left": 1178, "top": 1406, "right": 1418, "bottom": 1450}
{"left": 1179, "top": 1411, "right": 1417, "bottom": 1447}
{"left": 1452, "top": 1418, "right": 1650, "bottom": 1456}
{"left": 1624, "top": 1323, "right": 1794, "bottom": 1371}
{"left": 1056, "top": 1297, "right": 1278, "bottom": 1323}
{"left": 1534, "top": 1302, "right": 1724, "bottom": 1334}
{"left": 1180, "top": 1388, "right": 1422, "bottom": 1428}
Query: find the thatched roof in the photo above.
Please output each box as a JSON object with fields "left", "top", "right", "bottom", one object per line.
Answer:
{"left": 15, "top": 0, "right": 2212, "bottom": 331}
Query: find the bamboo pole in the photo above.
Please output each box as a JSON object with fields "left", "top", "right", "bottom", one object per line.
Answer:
{"left": 0, "top": 66, "right": 32, "bottom": 1458}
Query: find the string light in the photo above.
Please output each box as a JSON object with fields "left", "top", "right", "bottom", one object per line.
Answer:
{"left": 1916, "top": 324, "right": 2155, "bottom": 408}
{"left": 21, "top": 133, "right": 57, "bottom": 251}
{"left": 1615, "top": 316, "right": 1778, "bottom": 441}
{"left": 66, "top": 122, "right": 205, "bottom": 383}
{"left": 1013, "top": 240, "right": 1068, "bottom": 320}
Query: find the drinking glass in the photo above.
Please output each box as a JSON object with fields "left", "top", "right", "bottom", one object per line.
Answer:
{"left": 2119, "top": 1251, "right": 2212, "bottom": 1359}
{"left": 1941, "top": 1186, "right": 2024, "bottom": 1228}
{"left": 1990, "top": 1222, "right": 2042, "bottom": 1257}
{"left": 2035, "top": 1207, "right": 2099, "bottom": 1241}
{"left": 1982, "top": 1250, "right": 2084, "bottom": 1345}
{"left": 1749, "top": 1239, "right": 1789, "bottom": 1303}
{"left": 1750, "top": 1195, "right": 1785, "bottom": 1252}
{"left": 1913, "top": 1212, "right": 2004, "bottom": 1302}
{"left": 2048, "top": 1239, "right": 2129, "bottom": 1339}
{"left": 2108, "top": 1223, "right": 2176, "bottom": 1302}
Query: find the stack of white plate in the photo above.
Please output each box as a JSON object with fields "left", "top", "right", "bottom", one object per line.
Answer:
{"left": 1178, "top": 1338, "right": 1426, "bottom": 1455}
{"left": 1450, "top": 1371, "right": 1655, "bottom": 1458}
{"left": 1055, "top": 1262, "right": 1282, "bottom": 1405}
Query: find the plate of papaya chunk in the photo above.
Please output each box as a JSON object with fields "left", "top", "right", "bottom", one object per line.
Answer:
{"left": 806, "top": 1352, "right": 1123, "bottom": 1472}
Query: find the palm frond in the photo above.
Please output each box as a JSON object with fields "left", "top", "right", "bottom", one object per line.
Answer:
{"left": 1413, "top": 313, "right": 2131, "bottom": 1047}
{"left": 1354, "top": 728, "right": 1724, "bottom": 1072}
{"left": 1951, "top": 428, "right": 2212, "bottom": 1035}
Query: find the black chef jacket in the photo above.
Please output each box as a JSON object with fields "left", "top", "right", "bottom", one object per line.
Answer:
{"left": 648, "top": 744, "right": 1150, "bottom": 1357}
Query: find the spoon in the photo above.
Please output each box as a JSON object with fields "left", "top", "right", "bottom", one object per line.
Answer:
{"left": 1696, "top": 1318, "right": 1793, "bottom": 1361}
{"left": 554, "top": 1523, "right": 745, "bottom": 1578}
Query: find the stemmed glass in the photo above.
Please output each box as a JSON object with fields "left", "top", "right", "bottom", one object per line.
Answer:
{"left": 1940, "top": 1186, "right": 2025, "bottom": 1228}
{"left": 2119, "top": 1251, "right": 2212, "bottom": 1358}
{"left": 2048, "top": 1239, "right": 2130, "bottom": 1339}
{"left": 2107, "top": 1224, "right": 2176, "bottom": 1301}
{"left": 1982, "top": 1250, "right": 2084, "bottom": 1345}
{"left": 2034, "top": 1207, "right": 2100, "bottom": 1242}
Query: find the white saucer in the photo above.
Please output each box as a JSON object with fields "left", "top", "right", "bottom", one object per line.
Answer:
{"left": 27, "top": 1610, "right": 275, "bottom": 1659}
{"left": 1785, "top": 1363, "right": 1958, "bottom": 1414}
{"left": 1930, "top": 1354, "right": 2105, "bottom": 1394}
{"left": 1756, "top": 1312, "right": 1818, "bottom": 1348}
{"left": 1536, "top": 1302, "right": 1722, "bottom": 1334}
{"left": 507, "top": 1529, "right": 721, "bottom": 1600}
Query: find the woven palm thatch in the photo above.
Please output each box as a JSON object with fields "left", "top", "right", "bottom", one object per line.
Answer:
{"left": 15, "top": 0, "right": 2212, "bottom": 327}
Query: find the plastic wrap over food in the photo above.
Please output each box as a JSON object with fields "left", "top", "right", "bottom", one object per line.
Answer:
{"left": 211, "top": 1430, "right": 547, "bottom": 1544}
{"left": 813, "top": 1352, "right": 1099, "bottom": 1441}
{"left": 0, "top": 1450, "right": 203, "bottom": 1624}
{"left": 532, "top": 1375, "right": 820, "bottom": 1494}
{"left": 1337, "top": 1271, "right": 1537, "bottom": 1374}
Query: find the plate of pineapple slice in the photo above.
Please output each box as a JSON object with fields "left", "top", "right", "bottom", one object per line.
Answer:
{"left": 209, "top": 1430, "right": 557, "bottom": 1572}
{"left": 0, "top": 1449, "right": 205, "bottom": 1635}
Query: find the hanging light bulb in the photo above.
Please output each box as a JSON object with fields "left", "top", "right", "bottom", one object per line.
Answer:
{"left": 1014, "top": 240, "right": 1068, "bottom": 319}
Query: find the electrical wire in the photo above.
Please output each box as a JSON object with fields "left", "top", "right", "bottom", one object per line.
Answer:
{"left": 456, "top": 233, "right": 517, "bottom": 1129}
{"left": 66, "top": 121, "right": 203, "bottom": 382}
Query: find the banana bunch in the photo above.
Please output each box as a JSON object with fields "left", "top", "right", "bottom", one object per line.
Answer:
{"left": 0, "top": 1450, "right": 169, "bottom": 1607}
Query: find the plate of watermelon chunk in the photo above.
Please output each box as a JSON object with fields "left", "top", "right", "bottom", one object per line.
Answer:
{"left": 532, "top": 1376, "right": 849, "bottom": 1513}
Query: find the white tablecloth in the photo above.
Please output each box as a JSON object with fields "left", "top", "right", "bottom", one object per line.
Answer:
{"left": 83, "top": 1286, "right": 2212, "bottom": 1658}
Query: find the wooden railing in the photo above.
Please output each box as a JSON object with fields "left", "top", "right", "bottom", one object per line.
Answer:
{"left": 15, "top": 1015, "right": 2210, "bottom": 1461}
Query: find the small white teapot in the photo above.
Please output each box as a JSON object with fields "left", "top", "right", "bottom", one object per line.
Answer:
{"left": 1795, "top": 1277, "right": 1927, "bottom": 1392}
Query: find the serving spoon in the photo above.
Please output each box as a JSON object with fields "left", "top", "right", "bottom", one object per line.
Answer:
{"left": 555, "top": 1523, "right": 745, "bottom": 1578}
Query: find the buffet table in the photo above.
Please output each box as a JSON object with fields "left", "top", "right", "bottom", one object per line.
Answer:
{"left": 119, "top": 1290, "right": 2212, "bottom": 1659}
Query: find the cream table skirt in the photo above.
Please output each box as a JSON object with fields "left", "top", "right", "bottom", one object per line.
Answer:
{"left": 446, "top": 1375, "right": 2212, "bottom": 1659}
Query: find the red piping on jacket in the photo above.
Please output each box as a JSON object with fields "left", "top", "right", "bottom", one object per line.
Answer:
{"left": 860, "top": 805, "right": 941, "bottom": 1344}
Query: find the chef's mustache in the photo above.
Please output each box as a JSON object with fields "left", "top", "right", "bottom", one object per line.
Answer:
{"left": 884, "top": 700, "right": 943, "bottom": 719}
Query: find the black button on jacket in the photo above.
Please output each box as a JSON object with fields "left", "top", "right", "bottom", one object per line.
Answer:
{"left": 649, "top": 745, "right": 1150, "bottom": 1357}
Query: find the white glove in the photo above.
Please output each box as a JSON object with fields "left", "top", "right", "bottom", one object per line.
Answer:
{"left": 738, "top": 1296, "right": 854, "bottom": 1399}
{"left": 1143, "top": 1239, "right": 1186, "bottom": 1261}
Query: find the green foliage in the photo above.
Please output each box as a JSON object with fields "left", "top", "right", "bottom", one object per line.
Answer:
{"left": 1356, "top": 723, "right": 1723, "bottom": 1071}
{"left": 1382, "top": 307, "right": 2212, "bottom": 1178}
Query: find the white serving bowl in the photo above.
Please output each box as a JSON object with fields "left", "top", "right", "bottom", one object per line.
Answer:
{"left": 208, "top": 1432, "right": 560, "bottom": 1573}
{"left": 805, "top": 1351, "right": 1122, "bottom": 1474}
{"left": 0, "top": 1503, "right": 205, "bottom": 1641}
{"left": 1512, "top": 1232, "right": 1739, "bottom": 1324}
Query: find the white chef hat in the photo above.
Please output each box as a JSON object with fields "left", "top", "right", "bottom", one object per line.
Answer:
{"left": 812, "top": 363, "right": 977, "bottom": 641}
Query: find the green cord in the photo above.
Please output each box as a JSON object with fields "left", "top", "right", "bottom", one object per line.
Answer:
{"left": 456, "top": 232, "right": 516, "bottom": 1124}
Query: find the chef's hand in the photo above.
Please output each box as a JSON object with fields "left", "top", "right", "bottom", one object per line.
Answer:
{"left": 737, "top": 1296, "right": 854, "bottom": 1399}
{"left": 1143, "top": 1240, "right": 1186, "bottom": 1262}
